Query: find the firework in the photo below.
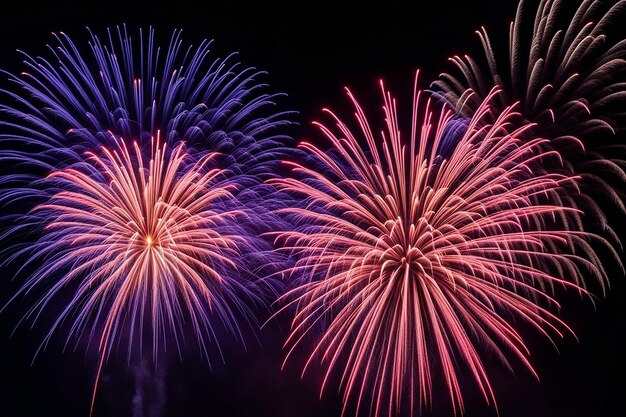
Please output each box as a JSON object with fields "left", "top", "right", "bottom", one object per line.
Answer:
{"left": 0, "top": 27, "right": 290, "bottom": 413}
{"left": 4, "top": 134, "right": 274, "bottom": 412}
{"left": 0, "top": 27, "right": 291, "bottom": 235}
{"left": 271, "top": 74, "right": 612, "bottom": 417}
{"left": 0, "top": 26, "right": 290, "bottom": 153}
{"left": 432, "top": 0, "right": 626, "bottom": 223}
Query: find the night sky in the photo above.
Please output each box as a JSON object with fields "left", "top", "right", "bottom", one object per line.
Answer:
{"left": 1, "top": 1, "right": 625, "bottom": 416}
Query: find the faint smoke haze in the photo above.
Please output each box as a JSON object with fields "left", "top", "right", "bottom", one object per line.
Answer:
{"left": 132, "top": 359, "right": 166, "bottom": 417}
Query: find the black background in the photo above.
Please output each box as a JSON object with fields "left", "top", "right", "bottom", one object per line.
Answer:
{"left": 1, "top": 1, "right": 625, "bottom": 416}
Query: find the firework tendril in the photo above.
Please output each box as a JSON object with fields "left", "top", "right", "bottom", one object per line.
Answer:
{"left": 433, "top": 0, "right": 626, "bottom": 226}
{"left": 0, "top": 27, "right": 291, "bottom": 414}
{"left": 271, "top": 73, "right": 614, "bottom": 417}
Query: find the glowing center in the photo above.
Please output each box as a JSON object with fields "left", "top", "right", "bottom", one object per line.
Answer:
{"left": 146, "top": 236, "right": 153, "bottom": 246}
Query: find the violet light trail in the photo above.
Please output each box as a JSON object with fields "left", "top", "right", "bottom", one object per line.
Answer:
{"left": 0, "top": 26, "right": 291, "bottom": 414}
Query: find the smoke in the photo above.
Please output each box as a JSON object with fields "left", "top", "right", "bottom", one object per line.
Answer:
{"left": 132, "top": 359, "right": 166, "bottom": 417}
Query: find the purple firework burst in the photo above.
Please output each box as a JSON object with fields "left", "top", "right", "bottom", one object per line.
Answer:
{"left": 0, "top": 26, "right": 292, "bottom": 413}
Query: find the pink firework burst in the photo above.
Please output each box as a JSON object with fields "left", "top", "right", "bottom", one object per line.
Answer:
{"left": 5, "top": 134, "right": 263, "bottom": 413}
{"left": 271, "top": 73, "right": 611, "bottom": 417}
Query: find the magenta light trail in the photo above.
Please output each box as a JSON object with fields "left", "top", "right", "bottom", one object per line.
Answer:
{"left": 271, "top": 72, "right": 612, "bottom": 417}
{"left": 5, "top": 133, "right": 265, "bottom": 414}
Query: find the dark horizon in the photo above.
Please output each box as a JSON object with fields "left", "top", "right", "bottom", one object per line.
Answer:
{"left": 1, "top": 1, "right": 625, "bottom": 417}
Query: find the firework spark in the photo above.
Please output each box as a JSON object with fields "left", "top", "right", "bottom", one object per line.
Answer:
{"left": 0, "top": 26, "right": 290, "bottom": 153}
{"left": 0, "top": 27, "right": 291, "bottom": 252}
{"left": 4, "top": 134, "right": 270, "bottom": 412}
{"left": 433, "top": 0, "right": 626, "bottom": 223}
{"left": 0, "top": 26, "right": 290, "bottom": 349}
{"left": 0, "top": 27, "right": 290, "bottom": 414}
{"left": 271, "top": 74, "right": 611, "bottom": 417}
